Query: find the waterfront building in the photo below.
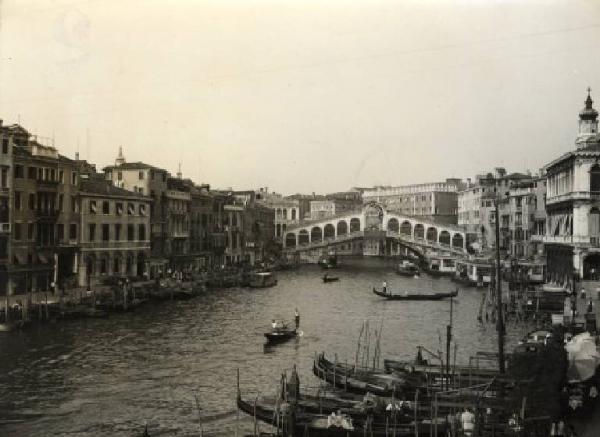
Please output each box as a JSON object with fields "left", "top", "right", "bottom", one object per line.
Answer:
{"left": 103, "top": 149, "right": 170, "bottom": 277}
{"left": 224, "top": 191, "right": 276, "bottom": 265}
{"left": 8, "top": 125, "right": 80, "bottom": 295}
{"left": 357, "top": 179, "right": 463, "bottom": 224}
{"left": 503, "top": 177, "right": 546, "bottom": 258}
{"left": 77, "top": 172, "right": 151, "bottom": 287}
{"left": 458, "top": 168, "right": 532, "bottom": 252}
{"left": 259, "top": 193, "right": 300, "bottom": 239}
{"left": 0, "top": 121, "right": 12, "bottom": 295}
{"left": 543, "top": 89, "right": 600, "bottom": 281}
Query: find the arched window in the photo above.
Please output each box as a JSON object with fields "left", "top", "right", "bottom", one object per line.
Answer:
{"left": 591, "top": 164, "right": 600, "bottom": 192}
{"left": 291, "top": 209, "right": 297, "bottom": 220}
{"left": 590, "top": 208, "right": 600, "bottom": 236}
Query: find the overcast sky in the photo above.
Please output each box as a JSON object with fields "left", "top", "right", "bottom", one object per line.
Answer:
{"left": 1, "top": 0, "right": 600, "bottom": 194}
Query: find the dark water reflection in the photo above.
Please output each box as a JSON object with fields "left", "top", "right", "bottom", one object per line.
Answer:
{"left": 0, "top": 257, "right": 532, "bottom": 436}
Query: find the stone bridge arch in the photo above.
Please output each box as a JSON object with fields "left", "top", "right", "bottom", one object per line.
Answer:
{"left": 337, "top": 220, "right": 348, "bottom": 236}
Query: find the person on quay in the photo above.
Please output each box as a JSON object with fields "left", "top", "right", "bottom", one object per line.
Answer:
{"left": 460, "top": 407, "right": 475, "bottom": 437}
{"left": 294, "top": 308, "right": 300, "bottom": 330}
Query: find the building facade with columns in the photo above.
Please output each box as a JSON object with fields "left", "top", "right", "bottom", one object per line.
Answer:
{"left": 77, "top": 173, "right": 151, "bottom": 287}
{"left": 543, "top": 90, "right": 600, "bottom": 281}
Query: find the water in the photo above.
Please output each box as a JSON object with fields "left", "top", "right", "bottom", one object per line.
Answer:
{"left": 0, "top": 257, "right": 530, "bottom": 436}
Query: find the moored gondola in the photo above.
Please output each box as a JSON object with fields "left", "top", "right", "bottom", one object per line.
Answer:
{"left": 323, "top": 275, "right": 340, "bottom": 283}
{"left": 372, "top": 287, "right": 458, "bottom": 301}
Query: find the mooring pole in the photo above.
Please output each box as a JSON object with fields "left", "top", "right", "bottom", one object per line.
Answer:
{"left": 495, "top": 199, "right": 505, "bottom": 374}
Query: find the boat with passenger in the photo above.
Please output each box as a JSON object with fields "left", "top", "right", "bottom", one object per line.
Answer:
{"left": 425, "top": 254, "right": 456, "bottom": 277}
{"left": 396, "top": 260, "right": 420, "bottom": 277}
{"left": 249, "top": 271, "right": 278, "bottom": 288}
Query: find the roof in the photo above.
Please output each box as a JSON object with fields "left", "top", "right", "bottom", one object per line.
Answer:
{"left": 103, "top": 162, "right": 168, "bottom": 172}
{"left": 80, "top": 175, "right": 150, "bottom": 200}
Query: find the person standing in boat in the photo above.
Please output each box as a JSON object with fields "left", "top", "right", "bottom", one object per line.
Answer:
{"left": 294, "top": 308, "right": 300, "bottom": 330}
{"left": 382, "top": 281, "right": 388, "bottom": 294}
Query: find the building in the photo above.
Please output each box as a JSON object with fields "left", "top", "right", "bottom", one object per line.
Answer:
{"left": 286, "top": 193, "right": 325, "bottom": 220}
{"left": 258, "top": 192, "right": 300, "bottom": 239}
{"left": 7, "top": 125, "right": 82, "bottom": 295}
{"left": 103, "top": 149, "right": 172, "bottom": 277}
{"left": 309, "top": 191, "right": 362, "bottom": 220}
{"left": 502, "top": 177, "right": 546, "bottom": 258}
{"left": 77, "top": 172, "right": 151, "bottom": 287}
{"left": 0, "top": 122, "right": 13, "bottom": 295}
{"left": 357, "top": 179, "right": 463, "bottom": 224}
{"left": 458, "top": 168, "right": 533, "bottom": 252}
{"left": 543, "top": 89, "right": 600, "bottom": 281}
{"left": 223, "top": 191, "right": 276, "bottom": 265}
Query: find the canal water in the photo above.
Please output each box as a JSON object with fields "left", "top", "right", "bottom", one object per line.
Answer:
{"left": 0, "top": 257, "right": 532, "bottom": 437}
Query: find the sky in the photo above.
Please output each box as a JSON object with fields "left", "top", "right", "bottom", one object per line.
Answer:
{"left": 1, "top": 0, "right": 600, "bottom": 195}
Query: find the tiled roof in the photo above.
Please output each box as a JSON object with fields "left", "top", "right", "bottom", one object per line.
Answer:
{"left": 80, "top": 175, "right": 149, "bottom": 199}
{"left": 103, "top": 162, "right": 168, "bottom": 172}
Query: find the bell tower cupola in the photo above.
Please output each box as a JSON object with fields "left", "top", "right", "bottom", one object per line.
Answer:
{"left": 115, "top": 146, "right": 126, "bottom": 166}
{"left": 577, "top": 87, "right": 599, "bottom": 148}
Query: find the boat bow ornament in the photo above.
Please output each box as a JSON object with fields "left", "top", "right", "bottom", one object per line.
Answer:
{"left": 283, "top": 203, "right": 467, "bottom": 256}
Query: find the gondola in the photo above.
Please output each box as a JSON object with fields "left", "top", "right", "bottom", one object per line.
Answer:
{"left": 264, "top": 327, "right": 297, "bottom": 344}
{"left": 237, "top": 391, "right": 447, "bottom": 437}
{"left": 323, "top": 275, "right": 340, "bottom": 283}
{"left": 372, "top": 288, "right": 458, "bottom": 301}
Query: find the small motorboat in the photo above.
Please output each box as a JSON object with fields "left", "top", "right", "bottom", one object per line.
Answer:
{"left": 322, "top": 275, "right": 340, "bottom": 283}
{"left": 264, "top": 327, "right": 298, "bottom": 344}
{"left": 396, "top": 260, "right": 420, "bottom": 277}
{"left": 372, "top": 287, "right": 458, "bottom": 301}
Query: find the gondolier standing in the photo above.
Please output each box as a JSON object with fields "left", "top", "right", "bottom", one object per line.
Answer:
{"left": 295, "top": 308, "right": 300, "bottom": 329}
{"left": 382, "top": 281, "right": 387, "bottom": 294}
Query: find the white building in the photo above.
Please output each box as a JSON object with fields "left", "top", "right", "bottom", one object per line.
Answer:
{"left": 543, "top": 89, "right": 600, "bottom": 282}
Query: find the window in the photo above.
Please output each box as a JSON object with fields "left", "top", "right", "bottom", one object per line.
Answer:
{"left": 113, "top": 258, "right": 120, "bottom": 274}
{"left": 116, "top": 202, "right": 123, "bottom": 215}
{"left": 115, "top": 224, "right": 122, "bottom": 241}
{"left": 71, "top": 196, "right": 79, "bottom": 213}
{"left": 127, "top": 203, "right": 135, "bottom": 215}
{"left": 139, "top": 171, "right": 144, "bottom": 180}
{"left": 69, "top": 223, "right": 77, "bottom": 240}
{"left": 14, "top": 223, "right": 21, "bottom": 240}
{"left": 89, "top": 200, "right": 97, "bottom": 214}
{"left": 102, "top": 201, "right": 110, "bottom": 214}
{"left": 100, "top": 258, "right": 107, "bottom": 275}
{"left": 89, "top": 223, "right": 96, "bottom": 241}
{"left": 14, "top": 191, "right": 21, "bottom": 210}
{"left": 59, "top": 171, "right": 64, "bottom": 183}
{"left": 0, "top": 167, "right": 7, "bottom": 188}
{"left": 14, "top": 165, "right": 23, "bottom": 178}
{"left": 28, "top": 223, "right": 34, "bottom": 240}
{"left": 58, "top": 194, "right": 64, "bottom": 212}
{"left": 28, "top": 193, "right": 35, "bottom": 210}
{"left": 71, "top": 172, "right": 77, "bottom": 185}
{"left": 117, "top": 171, "right": 123, "bottom": 181}
{"left": 57, "top": 224, "right": 64, "bottom": 241}
{"left": 102, "top": 224, "right": 110, "bottom": 241}
{"left": 127, "top": 224, "right": 135, "bottom": 241}
{"left": 139, "top": 204, "right": 146, "bottom": 216}
{"left": 28, "top": 167, "right": 36, "bottom": 179}
{"left": 1, "top": 138, "right": 7, "bottom": 154}
{"left": 138, "top": 224, "right": 146, "bottom": 241}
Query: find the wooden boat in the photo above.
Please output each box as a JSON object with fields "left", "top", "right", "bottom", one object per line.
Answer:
{"left": 323, "top": 275, "right": 340, "bottom": 283}
{"left": 264, "top": 327, "right": 297, "bottom": 344}
{"left": 318, "top": 253, "right": 338, "bottom": 269}
{"left": 249, "top": 272, "right": 278, "bottom": 288}
{"left": 396, "top": 260, "right": 420, "bottom": 277}
{"left": 237, "top": 392, "right": 447, "bottom": 437}
{"left": 372, "top": 288, "right": 458, "bottom": 301}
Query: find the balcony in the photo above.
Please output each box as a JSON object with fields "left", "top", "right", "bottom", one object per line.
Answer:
{"left": 546, "top": 191, "right": 600, "bottom": 206}
{"left": 0, "top": 223, "right": 10, "bottom": 233}
{"left": 0, "top": 186, "right": 9, "bottom": 196}
{"left": 171, "top": 230, "right": 190, "bottom": 239}
{"left": 36, "top": 178, "right": 60, "bottom": 188}
{"left": 34, "top": 209, "right": 60, "bottom": 221}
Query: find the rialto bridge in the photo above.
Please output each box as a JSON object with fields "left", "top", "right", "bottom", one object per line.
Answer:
{"left": 283, "top": 203, "right": 468, "bottom": 259}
